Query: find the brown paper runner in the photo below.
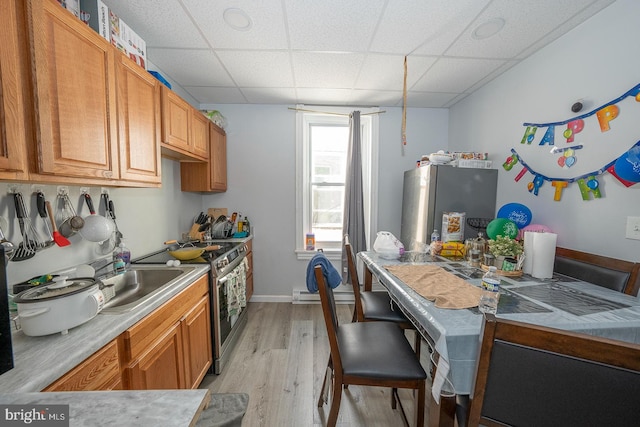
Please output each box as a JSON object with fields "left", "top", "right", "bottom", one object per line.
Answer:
{"left": 385, "top": 264, "right": 483, "bottom": 309}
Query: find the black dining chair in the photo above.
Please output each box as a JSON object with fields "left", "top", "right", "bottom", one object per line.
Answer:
{"left": 344, "top": 234, "right": 421, "bottom": 356}
{"left": 313, "top": 265, "right": 427, "bottom": 427}
{"left": 467, "top": 313, "right": 640, "bottom": 427}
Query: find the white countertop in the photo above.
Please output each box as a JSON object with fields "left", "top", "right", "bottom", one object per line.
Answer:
{"left": 0, "top": 264, "right": 210, "bottom": 393}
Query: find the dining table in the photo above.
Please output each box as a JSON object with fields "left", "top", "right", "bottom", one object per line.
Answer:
{"left": 357, "top": 250, "right": 640, "bottom": 427}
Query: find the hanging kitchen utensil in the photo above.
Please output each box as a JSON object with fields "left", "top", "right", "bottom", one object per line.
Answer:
{"left": 12, "top": 192, "right": 37, "bottom": 261}
{"left": 108, "top": 199, "right": 123, "bottom": 246}
{"left": 78, "top": 193, "right": 115, "bottom": 242}
{"left": 35, "top": 192, "right": 55, "bottom": 248}
{"left": 59, "top": 193, "right": 84, "bottom": 238}
{"left": 0, "top": 218, "right": 15, "bottom": 262}
{"left": 45, "top": 201, "right": 70, "bottom": 247}
{"left": 97, "top": 193, "right": 117, "bottom": 254}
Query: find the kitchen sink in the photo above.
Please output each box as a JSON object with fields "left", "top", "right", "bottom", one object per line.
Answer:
{"left": 99, "top": 266, "right": 195, "bottom": 313}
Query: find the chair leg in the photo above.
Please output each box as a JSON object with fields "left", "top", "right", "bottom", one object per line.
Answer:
{"left": 391, "top": 387, "right": 398, "bottom": 409}
{"left": 415, "top": 381, "right": 426, "bottom": 427}
{"left": 414, "top": 331, "right": 421, "bottom": 359}
{"left": 318, "top": 358, "right": 332, "bottom": 407}
{"left": 327, "top": 374, "right": 343, "bottom": 427}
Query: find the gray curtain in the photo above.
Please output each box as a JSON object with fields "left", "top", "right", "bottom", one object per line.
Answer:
{"left": 342, "top": 111, "right": 366, "bottom": 283}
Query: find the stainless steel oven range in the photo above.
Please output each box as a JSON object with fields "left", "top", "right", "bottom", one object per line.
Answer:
{"left": 133, "top": 239, "right": 250, "bottom": 374}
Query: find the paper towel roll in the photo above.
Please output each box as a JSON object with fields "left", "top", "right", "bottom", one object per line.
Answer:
{"left": 523, "top": 232, "right": 535, "bottom": 275}
{"left": 530, "top": 232, "right": 557, "bottom": 279}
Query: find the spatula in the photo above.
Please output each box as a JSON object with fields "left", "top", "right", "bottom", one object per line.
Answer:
{"left": 45, "top": 201, "right": 70, "bottom": 247}
{"left": 12, "top": 193, "right": 36, "bottom": 261}
{"left": 36, "top": 192, "right": 55, "bottom": 248}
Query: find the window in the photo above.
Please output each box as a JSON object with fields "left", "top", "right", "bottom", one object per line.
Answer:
{"left": 296, "top": 106, "right": 379, "bottom": 258}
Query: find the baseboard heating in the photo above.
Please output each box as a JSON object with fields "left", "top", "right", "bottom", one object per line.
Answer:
{"left": 292, "top": 287, "right": 355, "bottom": 304}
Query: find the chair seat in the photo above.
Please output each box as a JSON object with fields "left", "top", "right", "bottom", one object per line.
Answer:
{"left": 338, "top": 321, "right": 427, "bottom": 381}
{"left": 360, "top": 291, "right": 409, "bottom": 324}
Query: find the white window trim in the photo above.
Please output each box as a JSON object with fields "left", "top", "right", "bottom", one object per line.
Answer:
{"left": 295, "top": 105, "right": 379, "bottom": 260}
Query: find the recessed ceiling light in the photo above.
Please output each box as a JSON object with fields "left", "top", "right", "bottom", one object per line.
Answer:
{"left": 472, "top": 17, "right": 505, "bottom": 40}
{"left": 223, "top": 8, "right": 253, "bottom": 32}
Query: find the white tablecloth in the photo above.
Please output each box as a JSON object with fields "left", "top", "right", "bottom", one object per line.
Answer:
{"left": 358, "top": 251, "right": 640, "bottom": 396}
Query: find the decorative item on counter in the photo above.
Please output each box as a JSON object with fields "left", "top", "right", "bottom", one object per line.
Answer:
{"left": 496, "top": 203, "right": 532, "bottom": 228}
{"left": 306, "top": 233, "right": 315, "bottom": 250}
{"left": 486, "top": 218, "right": 519, "bottom": 240}
{"left": 442, "top": 212, "right": 465, "bottom": 242}
{"left": 485, "top": 235, "right": 524, "bottom": 275}
{"left": 373, "top": 231, "right": 404, "bottom": 260}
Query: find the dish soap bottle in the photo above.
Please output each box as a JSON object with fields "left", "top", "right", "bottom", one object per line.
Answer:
{"left": 113, "top": 241, "right": 131, "bottom": 274}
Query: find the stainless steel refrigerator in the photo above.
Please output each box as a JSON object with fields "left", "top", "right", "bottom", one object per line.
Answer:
{"left": 400, "top": 165, "right": 498, "bottom": 250}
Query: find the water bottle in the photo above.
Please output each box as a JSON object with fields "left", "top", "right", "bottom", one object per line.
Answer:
{"left": 479, "top": 266, "right": 500, "bottom": 314}
{"left": 431, "top": 229, "right": 440, "bottom": 242}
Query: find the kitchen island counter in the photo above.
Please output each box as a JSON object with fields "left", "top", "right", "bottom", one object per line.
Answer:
{"left": 0, "top": 389, "right": 210, "bottom": 426}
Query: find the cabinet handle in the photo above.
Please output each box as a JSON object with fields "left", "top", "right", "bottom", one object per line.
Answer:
{"left": 103, "top": 171, "right": 113, "bottom": 178}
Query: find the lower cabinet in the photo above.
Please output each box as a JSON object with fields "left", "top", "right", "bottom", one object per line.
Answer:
{"left": 44, "top": 339, "right": 122, "bottom": 391}
{"left": 43, "top": 274, "right": 211, "bottom": 391}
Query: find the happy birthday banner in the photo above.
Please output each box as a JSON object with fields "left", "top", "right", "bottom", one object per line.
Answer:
{"left": 503, "top": 83, "right": 640, "bottom": 201}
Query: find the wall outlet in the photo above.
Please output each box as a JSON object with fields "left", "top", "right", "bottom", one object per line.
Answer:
{"left": 625, "top": 216, "right": 640, "bottom": 240}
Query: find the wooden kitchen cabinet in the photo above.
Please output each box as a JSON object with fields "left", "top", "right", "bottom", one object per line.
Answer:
{"left": 160, "top": 86, "right": 209, "bottom": 161}
{"left": 116, "top": 54, "right": 162, "bottom": 184}
{"left": 182, "top": 295, "right": 212, "bottom": 389}
{"left": 120, "top": 274, "right": 211, "bottom": 390}
{"left": 44, "top": 339, "right": 122, "bottom": 391}
{"left": 0, "top": 0, "right": 30, "bottom": 180}
{"left": 126, "top": 321, "right": 186, "bottom": 390}
{"left": 27, "top": 0, "right": 120, "bottom": 182}
{"left": 180, "top": 122, "right": 228, "bottom": 192}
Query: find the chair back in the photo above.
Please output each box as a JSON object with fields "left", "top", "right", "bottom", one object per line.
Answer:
{"left": 315, "top": 265, "right": 342, "bottom": 369}
{"left": 468, "top": 314, "right": 640, "bottom": 427}
{"left": 344, "top": 234, "right": 365, "bottom": 321}
{"left": 554, "top": 247, "right": 640, "bottom": 296}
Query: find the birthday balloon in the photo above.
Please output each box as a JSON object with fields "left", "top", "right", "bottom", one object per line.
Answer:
{"left": 486, "top": 218, "right": 519, "bottom": 240}
{"left": 496, "top": 203, "right": 532, "bottom": 228}
{"left": 613, "top": 146, "right": 640, "bottom": 183}
{"left": 517, "top": 224, "right": 553, "bottom": 240}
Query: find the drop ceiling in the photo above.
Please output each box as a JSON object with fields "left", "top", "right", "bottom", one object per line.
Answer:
{"left": 101, "top": 0, "right": 615, "bottom": 108}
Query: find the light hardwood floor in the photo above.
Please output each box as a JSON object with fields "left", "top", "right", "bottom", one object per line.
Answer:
{"left": 200, "top": 302, "right": 436, "bottom": 426}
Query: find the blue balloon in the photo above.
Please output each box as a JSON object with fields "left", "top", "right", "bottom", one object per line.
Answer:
{"left": 613, "top": 146, "right": 640, "bottom": 183}
{"left": 496, "top": 203, "right": 532, "bottom": 228}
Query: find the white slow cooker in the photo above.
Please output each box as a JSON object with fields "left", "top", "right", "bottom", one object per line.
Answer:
{"left": 13, "top": 276, "right": 104, "bottom": 336}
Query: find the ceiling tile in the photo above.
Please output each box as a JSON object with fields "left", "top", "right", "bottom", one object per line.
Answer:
{"left": 285, "top": 0, "right": 386, "bottom": 51}
{"left": 406, "top": 91, "right": 462, "bottom": 108}
{"left": 292, "top": 52, "right": 365, "bottom": 88}
{"left": 446, "top": 0, "right": 601, "bottom": 59}
{"left": 296, "top": 88, "right": 353, "bottom": 106}
{"left": 349, "top": 89, "right": 403, "bottom": 107}
{"left": 412, "top": 57, "right": 507, "bottom": 93}
{"left": 216, "top": 51, "right": 294, "bottom": 87}
{"left": 372, "top": 0, "right": 490, "bottom": 55}
{"left": 241, "top": 88, "right": 298, "bottom": 104}
{"left": 146, "top": 48, "right": 234, "bottom": 86}
{"left": 183, "top": 86, "right": 247, "bottom": 104}
{"left": 101, "top": 0, "right": 208, "bottom": 49}
{"left": 355, "top": 55, "right": 437, "bottom": 91}
{"left": 183, "top": 0, "right": 289, "bottom": 49}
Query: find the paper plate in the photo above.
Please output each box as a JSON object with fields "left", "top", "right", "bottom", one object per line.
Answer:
{"left": 496, "top": 203, "right": 532, "bottom": 228}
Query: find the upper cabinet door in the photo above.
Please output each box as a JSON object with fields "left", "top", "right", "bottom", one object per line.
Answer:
{"left": 0, "top": 0, "right": 29, "bottom": 180}
{"left": 209, "top": 123, "right": 227, "bottom": 191}
{"left": 28, "top": 0, "right": 119, "bottom": 180}
{"left": 190, "top": 111, "right": 210, "bottom": 161}
{"left": 161, "top": 87, "right": 191, "bottom": 153}
{"left": 116, "top": 55, "right": 162, "bottom": 184}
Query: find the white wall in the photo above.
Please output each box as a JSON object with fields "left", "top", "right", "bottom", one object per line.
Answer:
{"left": 449, "top": 0, "right": 640, "bottom": 262}
{"left": 1, "top": 159, "right": 202, "bottom": 285}
{"left": 198, "top": 104, "right": 448, "bottom": 299}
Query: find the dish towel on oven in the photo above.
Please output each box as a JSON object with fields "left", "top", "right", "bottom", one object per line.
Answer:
{"left": 306, "top": 252, "right": 342, "bottom": 293}
{"left": 227, "top": 259, "right": 248, "bottom": 319}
